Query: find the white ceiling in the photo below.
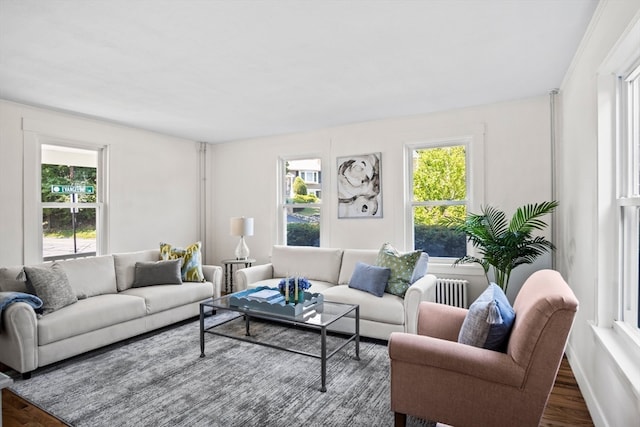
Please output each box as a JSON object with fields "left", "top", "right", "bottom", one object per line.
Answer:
{"left": 0, "top": 0, "right": 598, "bottom": 143}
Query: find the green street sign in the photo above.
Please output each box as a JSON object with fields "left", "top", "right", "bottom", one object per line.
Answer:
{"left": 51, "top": 185, "right": 95, "bottom": 194}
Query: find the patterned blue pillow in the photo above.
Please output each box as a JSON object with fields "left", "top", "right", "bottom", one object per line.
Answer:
{"left": 159, "top": 241, "right": 205, "bottom": 282}
{"left": 458, "top": 283, "right": 515, "bottom": 352}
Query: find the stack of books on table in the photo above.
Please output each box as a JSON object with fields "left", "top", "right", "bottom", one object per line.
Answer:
{"left": 246, "top": 288, "right": 284, "bottom": 303}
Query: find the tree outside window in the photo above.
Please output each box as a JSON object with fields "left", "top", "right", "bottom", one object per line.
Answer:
{"left": 412, "top": 144, "right": 467, "bottom": 257}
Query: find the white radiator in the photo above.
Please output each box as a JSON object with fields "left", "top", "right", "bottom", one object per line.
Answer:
{"left": 435, "top": 278, "right": 469, "bottom": 308}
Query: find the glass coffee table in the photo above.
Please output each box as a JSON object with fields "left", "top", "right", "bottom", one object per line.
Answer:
{"left": 199, "top": 293, "right": 360, "bottom": 392}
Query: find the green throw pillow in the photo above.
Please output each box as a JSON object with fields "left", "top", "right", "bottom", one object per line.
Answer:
{"left": 375, "top": 243, "right": 421, "bottom": 297}
{"left": 160, "top": 241, "right": 205, "bottom": 282}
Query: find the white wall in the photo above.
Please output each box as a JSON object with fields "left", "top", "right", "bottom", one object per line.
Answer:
{"left": 209, "top": 95, "right": 553, "bottom": 301}
{"left": 0, "top": 100, "right": 205, "bottom": 265}
{"left": 558, "top": 1, "right": 640, "bottom": 426}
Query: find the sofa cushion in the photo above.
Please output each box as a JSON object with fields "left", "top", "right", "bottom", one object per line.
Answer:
{"left": 23, "top": 264, "right": 77, "bottom": 315}
{"left": 458, "top": 283, "right": 516, "bottom": 352}
{"left": 132, "top": 259, "right": 183, "bottom": 287}
{"left": 113, "top": 249, "right": 161, "bottom": 291}
{"left": 0, "top": 266, "right": 28, "bottom": 293}
{"left": 37, "top": 294, "right": 147, "bottom": 345}
{"left": 160, "top": 241, "right": 205, "bottom": 282}
{"left": 375, "top": 243, "right": 422, "bottom": 297}
{"left": 348, "top": 262, "right": 390, "bottom": 297}
{"left": 338, "top": 249, "right": 379, "bottom": 285}
{"left": 322, "top": 285, "right": 405, "bottom": 325}
{"left": 271, "top": 245, "right": 343, "bottom": 284}
{"left": 121, "top": 281, "right": 213, "bottom": 314}
{"left": 56, "top": 255, "right": 117, "bottom": 298}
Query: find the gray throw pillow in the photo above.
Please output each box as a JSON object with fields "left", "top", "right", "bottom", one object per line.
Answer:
{"left": 132, "top": 259, "right": 183, "bottom": 287}
{"left": 0, "top": 266, "right": 28, "bottom": 293}
{"left": 458, "top": 283, "right": 516, "bottom": 352}
{"left": 23, "top": 264, "right": 78, "bottom": 315}
{"left": 348, "top": 262, "right": 391, "bottom": 297}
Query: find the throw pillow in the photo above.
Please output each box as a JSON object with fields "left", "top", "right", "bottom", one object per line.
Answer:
{"left": 23, "top": 264, "right": 78, "bottom": 315}
{"left": 348, "top": 262, "right": 391, "bottom": 297}
{"left": 159, "top": 241, "right": 205, "bottom": 282}
{"left": 0, "top": 266, "right": 28, "bottom": 293}
{"left": 132, "top": 259, "right": 183, "bottom": 288}
{"left": 375, "top": 243, "right": 422, "bottom": 297}
{"left": 458, "top": 283, "right": 516, "bottom": 352}
{"left": 410, "top": 252, "right": 429, "bottom": 284}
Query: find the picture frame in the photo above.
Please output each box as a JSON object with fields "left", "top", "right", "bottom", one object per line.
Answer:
{"left": 336, "top": 152, "right": 382, "bottom": 218}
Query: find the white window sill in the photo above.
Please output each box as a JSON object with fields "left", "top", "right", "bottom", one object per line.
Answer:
{"left": 591, "top": 321, "right": 640, "bottom": 401}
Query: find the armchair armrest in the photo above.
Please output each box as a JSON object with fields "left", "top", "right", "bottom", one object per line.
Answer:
{"left": 235, "top": 263, "right": 274, "bottom": 291}
{"left": 417, "top": 301, "right": 468, "bottom": 341}
{"left": 202, "top": 265, "right": 222, "bottom": 298}
{"left": 388, "top": 332, "right": 524, "bottom": 388}
{"left": 0, "top": 302, "right": 38, "bottom": 374}
{"left": 403, "top": 273, "right": 437, "bottom": 334}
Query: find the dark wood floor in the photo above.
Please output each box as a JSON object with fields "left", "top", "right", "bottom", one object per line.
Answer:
{"left": 2, "top": 355, "right": 593, "bottom": 427}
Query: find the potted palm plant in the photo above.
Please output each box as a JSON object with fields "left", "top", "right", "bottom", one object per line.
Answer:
{"left": 443, "top": 201, "right": 558, "bottom": 293}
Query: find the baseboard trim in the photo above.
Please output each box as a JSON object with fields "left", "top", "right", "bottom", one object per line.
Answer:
{"left": 565, "top": 342, "right": 608, "bottom": 427}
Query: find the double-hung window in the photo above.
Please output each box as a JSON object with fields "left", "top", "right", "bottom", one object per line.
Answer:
{"left": 408, "top": 141, "right": 469, "bottom": 258}
{"left": 40, "top": 143, "right": 105, "bottom": 261}
{"left": 279, "top": 157, "right": 322, "bottom": 247}
{"left": 618, "top": 62, "right": 640, "bottom": 329}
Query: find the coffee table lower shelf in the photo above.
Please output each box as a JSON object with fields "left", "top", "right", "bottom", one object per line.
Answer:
{"left": 199, "top": 298, "right": 360, "bottom": 392}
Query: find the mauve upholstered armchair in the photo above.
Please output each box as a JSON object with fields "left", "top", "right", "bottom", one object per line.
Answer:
{"left": 388, "top": 269, "right": 578, "bottom": 427}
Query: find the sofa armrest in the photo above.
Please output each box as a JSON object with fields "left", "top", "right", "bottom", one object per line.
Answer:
{"left": 235, "top": 263, "right": 274, "bottom": 291}
{"left": 202, "top": 265, "right": 223, "bottom": 298}
{"left": 403, "top": 273, "right": 437, "bottom": 334}
{"left": 0, "top": 302, "right": 38, "bottom": 374}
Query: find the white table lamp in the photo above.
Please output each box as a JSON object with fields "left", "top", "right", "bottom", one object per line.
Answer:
{"left": 230, "top": 217, "right": 254, "bottom": 260}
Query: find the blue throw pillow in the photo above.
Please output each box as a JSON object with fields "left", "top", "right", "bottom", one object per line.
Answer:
{"left": 348, "top": 262, "right": 391, "bottom": 297}
{"left": 458, "top": 283, "right": 515, "bottom": 352}
{"left": 410, "top": 252, "right": 429, "bottom": 284}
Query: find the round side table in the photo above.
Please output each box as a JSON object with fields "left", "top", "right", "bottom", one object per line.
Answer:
{"left": 221, "top": 258, "right": 256, "bottom": 293}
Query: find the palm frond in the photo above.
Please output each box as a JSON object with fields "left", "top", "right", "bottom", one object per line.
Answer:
{"left": 509, "top": 201, "right": 558, "bottom": 233}
{"left": 445, "top": 200, "right": 558, "bottom": 292}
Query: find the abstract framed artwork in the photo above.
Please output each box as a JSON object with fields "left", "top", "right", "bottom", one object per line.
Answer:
{"left": 337, "top": 152, "right": 382, "bottom": 218}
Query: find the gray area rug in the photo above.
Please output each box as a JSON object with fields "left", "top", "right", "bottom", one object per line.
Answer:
{"left": 10, "top": 311, "right": 434, "bottom": 426}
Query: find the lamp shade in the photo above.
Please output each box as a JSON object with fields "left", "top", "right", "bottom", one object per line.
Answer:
{"left": 230, "top": 217, "right": 254, "bottom": 237}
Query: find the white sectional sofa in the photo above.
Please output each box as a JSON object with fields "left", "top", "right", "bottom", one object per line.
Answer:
{"left": 0, "top": 249, "right": 222, "bottom": 378}
{"left": 235, "top": 245, "right": 437, "bottom": 340}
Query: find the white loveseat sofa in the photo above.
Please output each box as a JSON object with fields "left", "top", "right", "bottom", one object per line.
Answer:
{"left": 0, "top": 249, "right": 222, "bottom": 378}
{"left": 235, "top": 245, "right": 437, "bottom": 340}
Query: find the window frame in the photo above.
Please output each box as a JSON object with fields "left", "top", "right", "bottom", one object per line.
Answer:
{"left": 277, "top": 155, "right": 324, "bottom": 247}
{"left": 595, "top": 13, "right": 640, "bottom": 365}
{"left": 40, "top": 144, "right": 104, "bottom": 261}
{"left": 23, "top": 130, "right": 108, "bottom": 264}
{"left": 617, "top": 62, "right": 640, "bottom": 329}
{"left": 405, "top": 132, "right": 484, "bottom": 263}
